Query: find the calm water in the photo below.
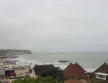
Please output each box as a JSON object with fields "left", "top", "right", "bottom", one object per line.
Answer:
{"left": 16, "top": 53, "right": 108, "bottom": 72}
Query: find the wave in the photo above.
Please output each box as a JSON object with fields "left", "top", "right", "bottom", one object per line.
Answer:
{"left": 14, "top": 54, "right": 97, "bottom": 72}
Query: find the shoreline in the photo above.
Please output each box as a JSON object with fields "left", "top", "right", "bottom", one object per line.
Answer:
{"left": 13, "top": 56, "right": 96, "bottom": 73}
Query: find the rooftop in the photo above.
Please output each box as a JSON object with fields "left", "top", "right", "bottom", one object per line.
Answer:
{"left": 94, "top": 63, "right": 108, "bottom": 74}
{"left": 63, "top": 63, "right": 87, "bottom": 79}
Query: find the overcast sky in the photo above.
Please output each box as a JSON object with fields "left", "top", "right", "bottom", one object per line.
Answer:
{"left": 0, "top": 0, "right": 108, "bottom": 52}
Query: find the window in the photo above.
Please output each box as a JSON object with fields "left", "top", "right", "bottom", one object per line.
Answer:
{"left": 96, "top": 74, "right": 106, "bottom": 80}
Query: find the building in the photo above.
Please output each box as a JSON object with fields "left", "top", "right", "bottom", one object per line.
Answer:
{"left": 4, "top": 69, "right": 16, "bottom": 78}
{"left": 33, "top": 64, "right": 64, "bottom": 81}
{"left": 34, "top": 64, "right": 56, "bottom": 75}
{"left": 63, "top": 63, "right": 87, "bottom": 83}
{"left": 29, "top": 69, "right": 37, "bottom": 78}
{"left": 93, "top": 63, "right": 108, "bottom": 81}
{"left": 0, "top": 69, "right": 4, "bottom": 79}
{"left": 15, "top": 66, "right": 30, "bottom": 78}
{"left": 0, "top": 59, "right": 3, "bottom": 69}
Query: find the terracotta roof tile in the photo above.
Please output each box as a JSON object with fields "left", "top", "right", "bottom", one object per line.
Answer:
{"left": 63, "top": 63, "right": 87, "bottom": 80}
{"left": 94, "top": 63, "right": 108, "bottom": 74}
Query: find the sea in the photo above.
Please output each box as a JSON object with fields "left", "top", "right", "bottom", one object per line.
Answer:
{"left": 13, "top": 53, "right": 108, "bottom": 72}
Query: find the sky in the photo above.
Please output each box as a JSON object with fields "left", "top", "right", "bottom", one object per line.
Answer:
{"left": 0, "top": 0, "right": 108, "bottom": 52}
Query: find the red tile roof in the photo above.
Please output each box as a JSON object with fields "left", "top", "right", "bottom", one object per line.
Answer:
{"left": 63, "top": 63, "right": 87, "bottom": 80}
{"left": 94, "top": 63, "right": 108, "bottom": 74}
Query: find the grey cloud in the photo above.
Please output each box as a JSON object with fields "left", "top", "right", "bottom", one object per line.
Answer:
{"left": 0, "top": 0, "right": 108, "bottom": 52}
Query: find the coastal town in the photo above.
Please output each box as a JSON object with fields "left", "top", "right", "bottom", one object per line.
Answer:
{"left": 0, "top": 49, "right": 108, "bottom": 83}
{"left": 0, "top": 0, "right": 108, "bottom": 82}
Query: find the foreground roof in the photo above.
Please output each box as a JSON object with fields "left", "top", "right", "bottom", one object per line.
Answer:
{"left": 63, "top": 63, "right": 87, "bottom": 79}
{"left": 34, "top": 64, "right": 56, "bottom": 75}
{"left": 94, "top": 63, "right": 108, "bottom": 74}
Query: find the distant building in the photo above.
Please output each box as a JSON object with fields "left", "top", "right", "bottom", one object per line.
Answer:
{"left": 4, "top": 69, "right": 16, "bottom": 78}
{"left": 0, "top": 69, "right": 4, "bottom": 79}
{"left": 63, "top": 63, "right": 87, "bottom": 83}
{"left": 0, "top": 58, "right": 4, "bottom": 69}
{"left": 93, "top": 63, "right": 108, "bottom": 81}
{"left": 3, "top": 66, "right": 30, "bottom": 78}
{"left": 15, "top": 66, "right": 30, "bottom": 78}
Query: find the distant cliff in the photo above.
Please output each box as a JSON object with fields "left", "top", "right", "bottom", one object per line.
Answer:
{"left": 0, "top": 49, "right": 32, "bottom": 56}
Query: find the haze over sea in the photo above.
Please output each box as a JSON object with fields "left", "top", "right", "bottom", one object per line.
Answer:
{"left": 16, "top": 52, "right": 108, "bottom": 72}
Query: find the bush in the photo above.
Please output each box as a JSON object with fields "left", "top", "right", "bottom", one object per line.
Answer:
{"left": 12, "top": 76, "right": 62, "bottom": 83}
{"left": 41, "top": 68, "right": 64, "bottom": 82}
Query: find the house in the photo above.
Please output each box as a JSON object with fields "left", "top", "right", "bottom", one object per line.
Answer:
{"left": 0, "top": 69, "right": 4, "bottom": 79}
{"left": 15, "top": 66, "right": 30, "bottom": 78}
{"left": 93, "top": 63, "right": 108, "bottom": 81}
{"left": 4, "top": 69, "right": 16, "bottom": 78}
{"left": 29, "top": 69, "right": 37, "bottom": 78}
{"left": 3, "top": 66, "right": 30, "bottom": 78}
{"left": 34, "top": 64, "right": 56, "bottom": 75}
{"left": 33, "top": 64, "right": 64, "bottom": 81}
{"left": 63, "top": 63, "right": 87, "bottom": 83}
{"left": 0, "top": 58, "right": 4, "bottom": 69}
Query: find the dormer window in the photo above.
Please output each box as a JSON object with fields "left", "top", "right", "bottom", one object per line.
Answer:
{"left": 95, "top": 72, "right": 108, "bottom": 80}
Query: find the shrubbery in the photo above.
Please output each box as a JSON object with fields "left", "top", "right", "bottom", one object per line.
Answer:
{"left": 12, "top": 76, "right": 62, "bottom": 83}
{"left": 41, "top": 68, "right": 64, "bottom": 82}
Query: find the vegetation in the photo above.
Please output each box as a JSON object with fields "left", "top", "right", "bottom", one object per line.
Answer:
{"left": 41, "top": 68, "right": 64, "bottom": 82}
{"left": 12, "top": 76, "right": 62, "bottom": 83}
